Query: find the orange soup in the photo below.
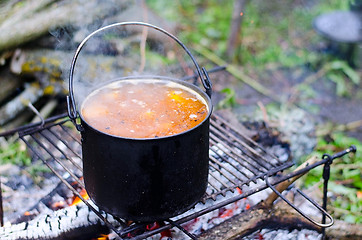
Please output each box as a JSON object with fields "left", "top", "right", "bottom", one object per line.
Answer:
{"left": 81, "top": 79, "right": 209, "bottom": 138}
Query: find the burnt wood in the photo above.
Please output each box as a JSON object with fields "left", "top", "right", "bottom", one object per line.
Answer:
{"left": 0, "top": 203, "right": 114, "bottom": 240}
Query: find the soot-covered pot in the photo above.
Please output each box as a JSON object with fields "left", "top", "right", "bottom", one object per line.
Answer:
{"left": 67, "top": 22, "right": 213, "bottom": 222}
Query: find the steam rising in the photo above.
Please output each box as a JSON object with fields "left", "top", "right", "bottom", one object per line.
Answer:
{"left": 68, "top": 22, "right": 200, "bottom": 111}
{"left": 44, "top": 1, "right": 196, "bottom": 112}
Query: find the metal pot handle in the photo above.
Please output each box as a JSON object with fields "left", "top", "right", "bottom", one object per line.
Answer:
{"left": 67, "top": 22, "right": 212, "bottom": 129}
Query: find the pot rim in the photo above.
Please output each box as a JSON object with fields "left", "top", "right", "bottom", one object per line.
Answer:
{"left": 79, "top": 76, "right": 213, "bottom": 140}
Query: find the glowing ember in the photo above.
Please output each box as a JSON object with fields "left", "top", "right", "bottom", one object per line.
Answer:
{"left": 146, "top": 222, "right": 172, "bottom": 238}
{"left": 24, "top": 211, "right": 31, "bottom": 216}
{"left": 92, "top": 234, "right": 109, "bottom": 240}
{"left": 127, "top": 222, "right": 172, "bottom": 239}
{"left": 220, "top": 208, "right": 234, "bottom": 218}
{"left": 51, "top": 200, "right": 66, "bottom": 210}
{"left": 170, "top": 187, "right": 250, "bottom": 239}
{"left": 70, "top": 188, "right": 89, "bottom": 206}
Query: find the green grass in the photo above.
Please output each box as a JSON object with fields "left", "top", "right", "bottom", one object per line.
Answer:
{"left": 147, "top": 0, "right": 351, "bottom": 69}
{"left": 0, "top": 141, "right": 31, "bottom": 166}
{"left": 302, "top": 133, "right": 362, "bottom": 223}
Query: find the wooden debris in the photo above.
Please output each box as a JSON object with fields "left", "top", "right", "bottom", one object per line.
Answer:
{"left": 326, "top": 220, "right": 362, "bottom": 240}
{"left": 0, "top": 68, "right": 22, "bottom": 104}
{"left": 226, "top": 0, "right": 248, "bottom": 58}
{"left": 0, "top": 202, "right": 119, "bottom": 240}
{"left": 0, "top": 0, "right": 77, "bottom": 52}
{"left": 198, "top": 198, "right": 318, "bottom": 240}
{"left": 198, "top": 156, "right": 351, "bottom": 240}
{"left": 9, "top": 48, "right": 136, "bottom": 86}
{"left": 0, "top": 83, "right": 43, "bottom": 125}
{"left": 30, "top": 99, "right": 58, "bottom": 124}
{"left": 262, "top": 156, "right": 319, "bottom": 207}
{"left": 0, "top": 51, "right": 13, "bottom": 66}
{"left": 10, "top": 49, "right": 67, "bottom": 86}
{"left": 198, "top": 193, "right": 362, "bottom": 240}
{"left": 2, "top": 47, "right": 139, "bottom": 128}
{"left": 0, "top": 0, "right": 133, "bottom": 52}
{"left": 0, "top": 109, "right": 34, "bottom": 133}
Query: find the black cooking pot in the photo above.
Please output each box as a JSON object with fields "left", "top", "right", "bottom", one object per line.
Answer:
{"left": 67, "top": 22, "right": 213, "bottom": 222}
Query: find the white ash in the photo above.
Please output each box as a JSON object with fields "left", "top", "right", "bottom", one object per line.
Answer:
{"left": 276, "top": 108, "right": 316, "bottom": 162}
{"left": 252, "top": 107, "right": 317, "bottom": 162}
{"left": 241, "top": 187, "right": 326, "bottom": 240}
{"left": 0, "top": 165, "right": 62, "bottom": 224}
{"left": 265, "top": 143, "right": 290, "bottom": 162}
{"left": 145, "top": 190, "right": 251, "bottom": 240}
{"left": 242, "top": 228, "right": 322, "bottom": 240}
{"left": 145, "top": 186, "right": 324, "bottom": 240}
{"left": 0, "top": 202, "right": 118, "bottom": 240}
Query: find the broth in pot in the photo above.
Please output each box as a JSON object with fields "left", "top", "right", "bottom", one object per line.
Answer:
{"left": 81, "top": 79, "right": 209, "bottom": 139}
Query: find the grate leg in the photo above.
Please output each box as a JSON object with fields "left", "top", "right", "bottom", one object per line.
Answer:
{"left": 321, "top": 145, "right": 357, "bottom": 240}
{"left": 0, "top": 177, "right": 3, "bottom": 226}
{"left": 321, "top": 155, "right": 332, "bottom": 239}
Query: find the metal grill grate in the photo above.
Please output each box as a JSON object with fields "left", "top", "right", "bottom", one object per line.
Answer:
{"left": 206, "top": 114, "right": 292, "bottom": 200}
{"left": 16, "top": 113, "right": 294, "bottom": 239}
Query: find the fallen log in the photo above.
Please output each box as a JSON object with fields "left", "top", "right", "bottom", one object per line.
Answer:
{"left": 1, "top": 98, "right": 59, "bottom": 134}
{"left": 0, "top": 0, "right": 77, "bottom": 52}
{"left": 0, "top": 83, "right": 43, "bottom": 126}
{"left": 10, "top": 49, "right": 64, "bottom": 78}
{"left": 10, "top": 49, "right": 67, "bottom": 95}
{"left": 9, "top": 48, "right": 134, "bottom": 102}
{"left": 0, "top": 68, "right": 22, "bottom": 104}
{"left": 10, "top": 48, "right": 142, "bottom": 82}
{"left": 0, "top": 0, "right": 54, "bottom": 28}
{"left": 0, "top": 0, "right": 133, "bottom": 52}
{"left": 262, "top": 155, "right": 319, "bottom": 207}
{"left": 0, "top": 49, "right": 68, "bottom": 128}
{"left": 326, "top": 220, "right": 362, "bottom": 240}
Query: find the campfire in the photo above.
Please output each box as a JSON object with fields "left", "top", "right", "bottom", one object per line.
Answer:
{"left": 0, "top": 108, "right": 356, "bottom": 239}
{"left": 0, "top": 2, "right": 359, "bottom": 239}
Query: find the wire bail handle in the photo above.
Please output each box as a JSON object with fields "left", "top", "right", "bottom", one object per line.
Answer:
{"left": 67, "top": 22, "right": 212, "bottom": 128}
